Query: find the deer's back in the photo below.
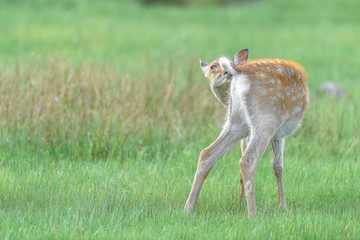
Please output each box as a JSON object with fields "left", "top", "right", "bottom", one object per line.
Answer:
{"left": 232, "top": 59, "right": 309, "bottom": 138}
{"left": 240, "top": 59, "right": 308, "bottom": 116}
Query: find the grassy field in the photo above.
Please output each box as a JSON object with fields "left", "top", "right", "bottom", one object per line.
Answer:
{"left": 0, "top": 0, "right": 360, "bottom": 238}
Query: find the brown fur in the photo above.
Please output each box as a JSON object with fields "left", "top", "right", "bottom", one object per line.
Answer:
{"left": 207, "top": 58, "right": 309, "bottom": 117}
{"left": 188, "top": 50, "right": 309, "bottom": 218}
{"left": 241, "top": 59, "right": 309, "bottom": 117}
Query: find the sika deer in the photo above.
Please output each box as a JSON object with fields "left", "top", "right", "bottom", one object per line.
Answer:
{"left": 185, "top": 49, "right": 309, "bottom": 218}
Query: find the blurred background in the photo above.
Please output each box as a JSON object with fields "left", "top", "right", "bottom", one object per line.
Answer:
{"left": 0, "top": 0, "right": 359, "bottom": 159}
{"left": 1, "top": 0, "right": 360, "bottom": 238}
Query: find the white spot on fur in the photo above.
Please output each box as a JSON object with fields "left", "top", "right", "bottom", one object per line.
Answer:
{"left": 277, "top": 67, "right": 284, "bottom": 74}
{"left": 291, "top": 96, "right": 297, "bottom": 101}
{"left": 269, "top": 78, "right": 275, "bottom": 84}
{"left": 293, "top": 106, "right": 302, "bottom": 113}
{"left": 286, "top": 69, "right": 291, "bottom": 77}
{"left": 298, "top": 73, "right": 301, "bottom": 80}
{"left": 272, "top": 106, "right": 281, "bottom": 115}
{"left": 260, "top": 88, "right": 267, "bottom": 95}
{"left": 277, "top": 59, "right": 281, "bottom": 63}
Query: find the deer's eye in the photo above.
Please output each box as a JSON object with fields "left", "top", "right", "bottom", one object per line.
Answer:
{"left": 210, "top": 65, "right": 216, "bottom": 70}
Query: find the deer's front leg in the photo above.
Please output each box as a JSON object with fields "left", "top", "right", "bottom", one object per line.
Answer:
{"left": 185, "top": 123, "right": 244, "bottom": 213}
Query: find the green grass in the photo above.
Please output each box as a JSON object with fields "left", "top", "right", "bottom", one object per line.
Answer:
{"left": 0, "top": 0, "right": 360, "bottom": 238}
{"left": 1, "top": 147, "right": 359, "bottom": 238}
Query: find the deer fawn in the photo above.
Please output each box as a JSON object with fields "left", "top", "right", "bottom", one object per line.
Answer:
{"left": 185, "top": 49, "right": 309, "bottom": 218}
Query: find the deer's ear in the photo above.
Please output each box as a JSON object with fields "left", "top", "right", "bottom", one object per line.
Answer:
{"left": 233, "top": 49, "right": 249, "bottom": 66}
{"left": 200, "top": 60, "right": 209, "bottom": 76}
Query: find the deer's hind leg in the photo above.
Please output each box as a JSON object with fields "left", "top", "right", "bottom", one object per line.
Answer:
{"left": 239, "top": 136, "right": 249, "bottom": 203}
{"left": 271, "top": 138, "right": 287, "bottom": 210}
{"left": 240, "top": 123, "right": 280, "bottom": 218}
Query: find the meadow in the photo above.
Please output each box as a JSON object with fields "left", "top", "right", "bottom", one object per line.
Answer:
{"left": 0, "top": 0, "right": 360, "bottom": 238}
